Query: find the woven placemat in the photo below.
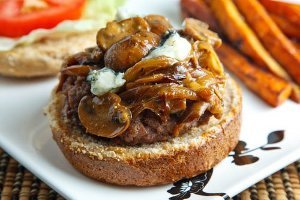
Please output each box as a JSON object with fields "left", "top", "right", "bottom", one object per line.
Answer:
{"left": 0, "top": 148, "right": 299, "bottom": 200}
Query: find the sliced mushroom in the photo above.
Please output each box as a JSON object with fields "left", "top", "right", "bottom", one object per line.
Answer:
{"left": 63, "top": 47, "right": 103, "bottom": 67}
{"left": 183, "top": 18, "right": 221, "bottom": 48}
{"left": 61, "top": 65, "right": 96, "bottom": 76}
{"left": 97, "top": 17, "right": 150, "bottom": 50}
{"left": 84, "top": 46, "right": 104, "bottom": 65}
{"left": 64, "top": 52, "right": 89, "bottom": 67}
{"left": 58, "top": 65, "right": 96, "bottom": 92}
{"left": 104, "top": 31, "right": 160, "bottom": 71}
{"left": 144, "top": 15, "right": 172, "bottom": 36}
{"left": 57, "top": 64, "right": 98, "bottom": 92}
{"left": 78, "top": 93, "right": 132, "bottom": 138}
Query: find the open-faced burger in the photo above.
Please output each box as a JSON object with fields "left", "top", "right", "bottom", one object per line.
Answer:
{"left": 46, "top": 15, "right": 242, "bottom": 186}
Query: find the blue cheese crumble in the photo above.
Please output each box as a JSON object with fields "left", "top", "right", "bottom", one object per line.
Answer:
{"left": 87, "top": 67, "right": 126, "bottom": 96}
{"left": 145, "top": 32, "right": 192, "bottom": 61}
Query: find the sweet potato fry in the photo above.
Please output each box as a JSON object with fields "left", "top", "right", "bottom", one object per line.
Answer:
{"left": 259, "top": 0, "right": 300, "bottom": 26}
{"left": 291, "top": 40, "right": 300, "bottom": 52}
{"left": 234, "top": 0, "right": 300, "bottom": 85}
{"left": 216, "top": 43, "right": 292, "bottom": 107}
{"left": 209, "top": 0, "right": 290, "bottom": 81}
{"left": 180, "top": 0, "right": 220, "bottom": 32}
{"left": 290, "top": 84, "right": 300, "bottom": 103}
{"left": 181, "top": 4, "right": 192, "bottom": 19}
{"left": 270, "top": 14, "right": 300, "bottom": 40}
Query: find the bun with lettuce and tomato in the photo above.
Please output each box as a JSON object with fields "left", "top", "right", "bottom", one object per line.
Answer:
{"left": 0, "top": 0, "right": 124, "bottom": 78}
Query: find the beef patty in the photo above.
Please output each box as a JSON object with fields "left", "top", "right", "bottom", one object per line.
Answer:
{"left": 61, "top": 75, "right": 211, "bottom": 145}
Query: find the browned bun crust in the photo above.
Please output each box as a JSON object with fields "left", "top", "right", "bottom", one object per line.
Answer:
{"left": 0, "top": 31, "right": 96, "bottom": 78}
{"left": 46, "top": 76, "right": 242, "bottom": 186}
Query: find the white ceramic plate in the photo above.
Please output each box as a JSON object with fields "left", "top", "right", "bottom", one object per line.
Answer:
{"left": 1, "top": 0, "right": 300, "bottom": 199}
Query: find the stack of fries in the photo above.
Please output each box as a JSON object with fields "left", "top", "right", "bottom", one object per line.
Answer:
{"left": 181, "top": 0, "right": 300, "bottom": 106}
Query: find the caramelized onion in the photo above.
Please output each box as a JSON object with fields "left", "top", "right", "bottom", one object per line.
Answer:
{"left": 124, "top": 57, "right": 178, "bottom": 82}
{"left": 130, "top": 98, "right": 186, "bottom": 122}
{"left": 158, "top": 84, "right": 198, "bottom": 100}
{"left": 78, "top": 93, "right": 131, "bottom": 138}
{"left": 120, "top": 83, "right": 197, "bottom": 122}
{"left": 97, "top": 17, "right": 150, "bottom": 50}
{"left": 193, "top": 41, "right": 224, "bottom": 75}
{"left": 184, "top": 73, "right": 221, "bottom": 100}
{"left": 166, "top": 99, "right": 186, "bottom": 114}
{"left": 173, "top": 101, "right": 209, "bottom": 136}
{"left": 183, "top": 18, "right": 221, "bottom": 48}
{"left": 120, "top": 83, "right": 198, "bottom": 103}
{"left": 126, "top": 63, "right": 190, "bottom": 89}
{"left": 125, "top": 74, "right": 165, "bottom": 89}
{"left": 207, "top": 88, "right": 224, "bottom": 119}
{"left": 130, "top": 99, "right": 167, "bottom": 121}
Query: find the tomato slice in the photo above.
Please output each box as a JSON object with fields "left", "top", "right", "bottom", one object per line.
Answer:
{"left": 0, "top": 0, "right": 86, "bottom": 38}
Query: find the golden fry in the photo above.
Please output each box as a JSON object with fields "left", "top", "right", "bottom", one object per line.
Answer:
{"left": 209, "top": 0, "right": 290, "bottom": 81}
{"left": 217, "top": 43, "right": 292, "bottom": 107}
{"left": 260, "top": 0, "right": 300, "bottom": 26}
{"left": 290, "top": 84, "right": 300, "bottom": 103}
{"left": 180, "top": 0, "right": 220, "bottom": 32}
{"left": 291, "top": 40, "right": 300, "bottom": 54}
{"left": 270, "top": 14, "right": 300, "bottom": 40}
{"left": 234, "top": 0, "right": 300, "bottom": 85}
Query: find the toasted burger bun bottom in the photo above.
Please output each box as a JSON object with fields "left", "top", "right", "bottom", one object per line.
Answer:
{"left": 46, "top": 76, "right": 242, "bottom": 186}
{"left": 0, "top": 31, "right": 96, "bottom": 78}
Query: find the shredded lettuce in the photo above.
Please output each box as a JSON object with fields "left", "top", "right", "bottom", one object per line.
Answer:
{"left": 82, "top": 0, "right": 125, "bottom": 21}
